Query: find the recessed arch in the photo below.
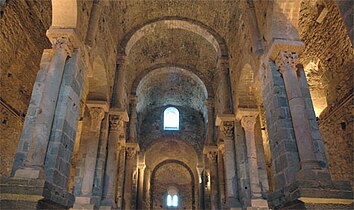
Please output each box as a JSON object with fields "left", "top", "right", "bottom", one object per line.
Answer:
{"left": 134, "top": 65, "right": 209, "bottom": 98}
{"left": 150, "top": 159, "right": 196, "bottom": 210}
{"left": 119, "top": 16, "right": 228, "bottom": 58}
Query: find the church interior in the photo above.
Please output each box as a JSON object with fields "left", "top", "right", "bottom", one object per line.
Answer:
{"left": 0, "top": 0, "right": 353, "bottom": 209}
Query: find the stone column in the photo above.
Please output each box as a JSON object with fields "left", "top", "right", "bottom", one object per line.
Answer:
{"left": 217, "top": 143, "right": 226, "bottom": 208}
{"left": 206, "top": 99, "right": 215, "bottom": 144}
{"left": 216, "top": 115, "right": 242, "bottom": 209}
{"left": 101, "top": 113, "right": 127, "bottom": 208}
{"left": 237, "top": 109, "right": 268, "bottom": 208}
{"left": 74, "top": 101, "right": 107, "bottom": 209}
{"left": 112, "top": 56, "right": 127, "bottom": 109}
{"left": 116, "top": 142, "right": 126, "bottom": 209}
{"left": 197, "top": 166, "right": 205, "bottom": 210}
{"left": 143, "top": 166, "right": 151, "bottom": 209}
{"left": 14, "top": 32, "right": 77, "bottom": 179}
{"left": 273, "top": 50, "right": 320, "bottom": 171}
{"left": 124, "top": 143, "right": 139, "bottom": 209}
{"left": 128, "top": 96, "right": 138, "bottom": 142}
{"left": 85, "top": 0, "right": 106, "bottom": 47}
{"left": 204, "top": 146, "right": 219, "bottom": 210}
{"left": 137, "top": 162, "right": 146, "bottom": 209}
{"left": 216, "top": 58, "right": 232, "bottom": 114}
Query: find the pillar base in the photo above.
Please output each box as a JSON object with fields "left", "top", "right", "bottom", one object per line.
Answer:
{"left": 100, "top": 198, "right": 116, "bottom": 209}
{"left": 0, "top": 176, "right": 74, "bottom": 209}
{"left": 73, "top": 196, "right": 95, "bottom": 210}
{"left": 269, "top": 178, "right": 353, "bottom": 209}
{"left": 246, "top": 199, "right": 269, "bottom": 209}
{"left": 13, "top": 166, "right": 45, "bottom": 179}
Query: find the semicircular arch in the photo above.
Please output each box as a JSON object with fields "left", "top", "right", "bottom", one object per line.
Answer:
{"left": 119, "top": 16, "right": 228, "bottom": 58}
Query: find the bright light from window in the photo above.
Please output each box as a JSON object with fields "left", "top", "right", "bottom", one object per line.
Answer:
{"left": 164, "top": 107, "right": 179, "bottom": 130}
{"left": 172, "top": 195, "right": 178, "bottom": 207}
{"left": 167, "top": 195, "right": 172, "bottom": 206}
{"left": 167, "top": 194, "right": 178, "bottom": 207}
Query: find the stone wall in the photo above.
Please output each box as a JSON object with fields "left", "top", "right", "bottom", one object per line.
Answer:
{"left": 0, "top": 0, "right": 51, "bottom": 176}
{"left": 299, "top": 0, "right": 354, "bottom": 186}
{"left": 138, "top": 105, "right": 205, "bottom": 154}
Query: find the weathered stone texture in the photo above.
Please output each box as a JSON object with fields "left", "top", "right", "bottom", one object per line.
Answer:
{"left": 0, "top": 0, "right": 51, "bottom": 176}
{"left": 139, "top": 106, "right": 205, "bottom": 154}
{"left": 0, "top": 105, "right": 23, "bottom": 176}
{"left": 319, "top": 98, "right": 353, "bottom": 184}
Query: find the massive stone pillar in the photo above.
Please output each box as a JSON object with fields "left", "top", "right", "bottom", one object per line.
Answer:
{"left": 216, "top": 116, "right": 242, "bottom": 209}
{"left": 101, "top": 113, "right": 128, "bottom": 209}
{"left": 123, "top": 143, "right": 139, "bottom": 209}
{"left": 204, "top": 146, "right": 219, "bottom": 210}
{"left": 264, "top": 40, "right": 353, "bottom": 208}
{"left": 1, "top": 29, "right": 83, "bottom": 209}
{"left": 74, "top": 102, "right": 108, "bottom": 209}
{"left": 237, "top": 109, "right": 268, "bottom": 209}
{"left": 14, "top": 32, "right": 77, "bottom": 179}
{"left": 274, "top": 51, "right": 320, "bottom": 172}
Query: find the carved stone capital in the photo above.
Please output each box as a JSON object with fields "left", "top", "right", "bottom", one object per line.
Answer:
{"left": 46, "top": 28, "right": 80, "bottom": 56}
{"left": 275, "top": 51, "right": 300, "bottom": 74}
{"left": 203, "top": 146, "right": 218, "bottom": 161}
{"left": 109, "top": 115, "right": 124, "bottom": 132}
{"left": 87, "top": 100, "right": 109, "bottom": 131}
{"left": 218, "top": 143, "right": 225, "bottom": 156}
{"left": 126, "top": 143, "right": 140, "bottom": 159}
{"left": 236, "top": 108, "right": 258, "bottom": 130}
{"left": 88, "top": 107, "right": 105, "bottom": 131}
{"left": 220, "top": 121, "right": 234, "bottom": 138}
{"left": 138, "top": 163, "right": 146, "bottom": 170}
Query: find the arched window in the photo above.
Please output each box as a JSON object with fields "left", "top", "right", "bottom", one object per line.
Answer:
{"left": 164, "top": 107, "right": 179, "bottom": 130}
{"left": 166, "top": 187, "right": 178, "bottom": 207}
{"left": 166, "top": 194, "right": 178, "bottom": 207}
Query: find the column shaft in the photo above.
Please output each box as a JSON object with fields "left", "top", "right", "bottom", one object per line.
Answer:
{"left": 137, "top": 164, "right": 145, "bottom": 209}
{"left": 276, "top": 51, "right": 319, "bottom": 169}
{"left": 81, "top": 106, "right": 105, "bottom": 196}
{"left": 217, "top": 59, "right": 232, "bottom": 114}
{"left": 242, "top": 117, "right": 262, "bottom": 198}
{"left": 116, "top": 146, "right": 126, "bottom": 209}
{"left": 220, "top": 120, "right": 241, "bottom": 208}
{"left": 217, "top": 147, "right": 226, "bottom": 207}
{"left": 124, "top": 144, "right": 139, "bottom": 209}
{"left": 206, "top": 100, "right": 214, "bottom": 144}
{"left": 208, "top": 153, "right": 219, "bottom": 210}
{"left": 101, "top": 115, "right": 124, "bottom": 207}
{"left": 24, "top": 45, "right": 68, "bottom": 170}
{"left": 129, "top": 98, "right": 137, "bottom": 142}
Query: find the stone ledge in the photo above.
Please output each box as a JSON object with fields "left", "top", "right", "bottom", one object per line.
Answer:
{"left": 0, "top": 176, "right": 74, "bottom": 209}
{"left": 269, "top": 179, "right": 353, "bottom": 209}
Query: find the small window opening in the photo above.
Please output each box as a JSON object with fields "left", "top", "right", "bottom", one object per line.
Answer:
{"left": 164, "top": 107, "right": 179, "bottom": 130}
{"left": 167, "top": 194, "right": 178, "bottom": 207}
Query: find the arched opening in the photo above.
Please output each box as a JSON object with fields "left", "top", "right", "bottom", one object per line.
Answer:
{"left": 164, "top": 107, "right": 179, "bottom": 130}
